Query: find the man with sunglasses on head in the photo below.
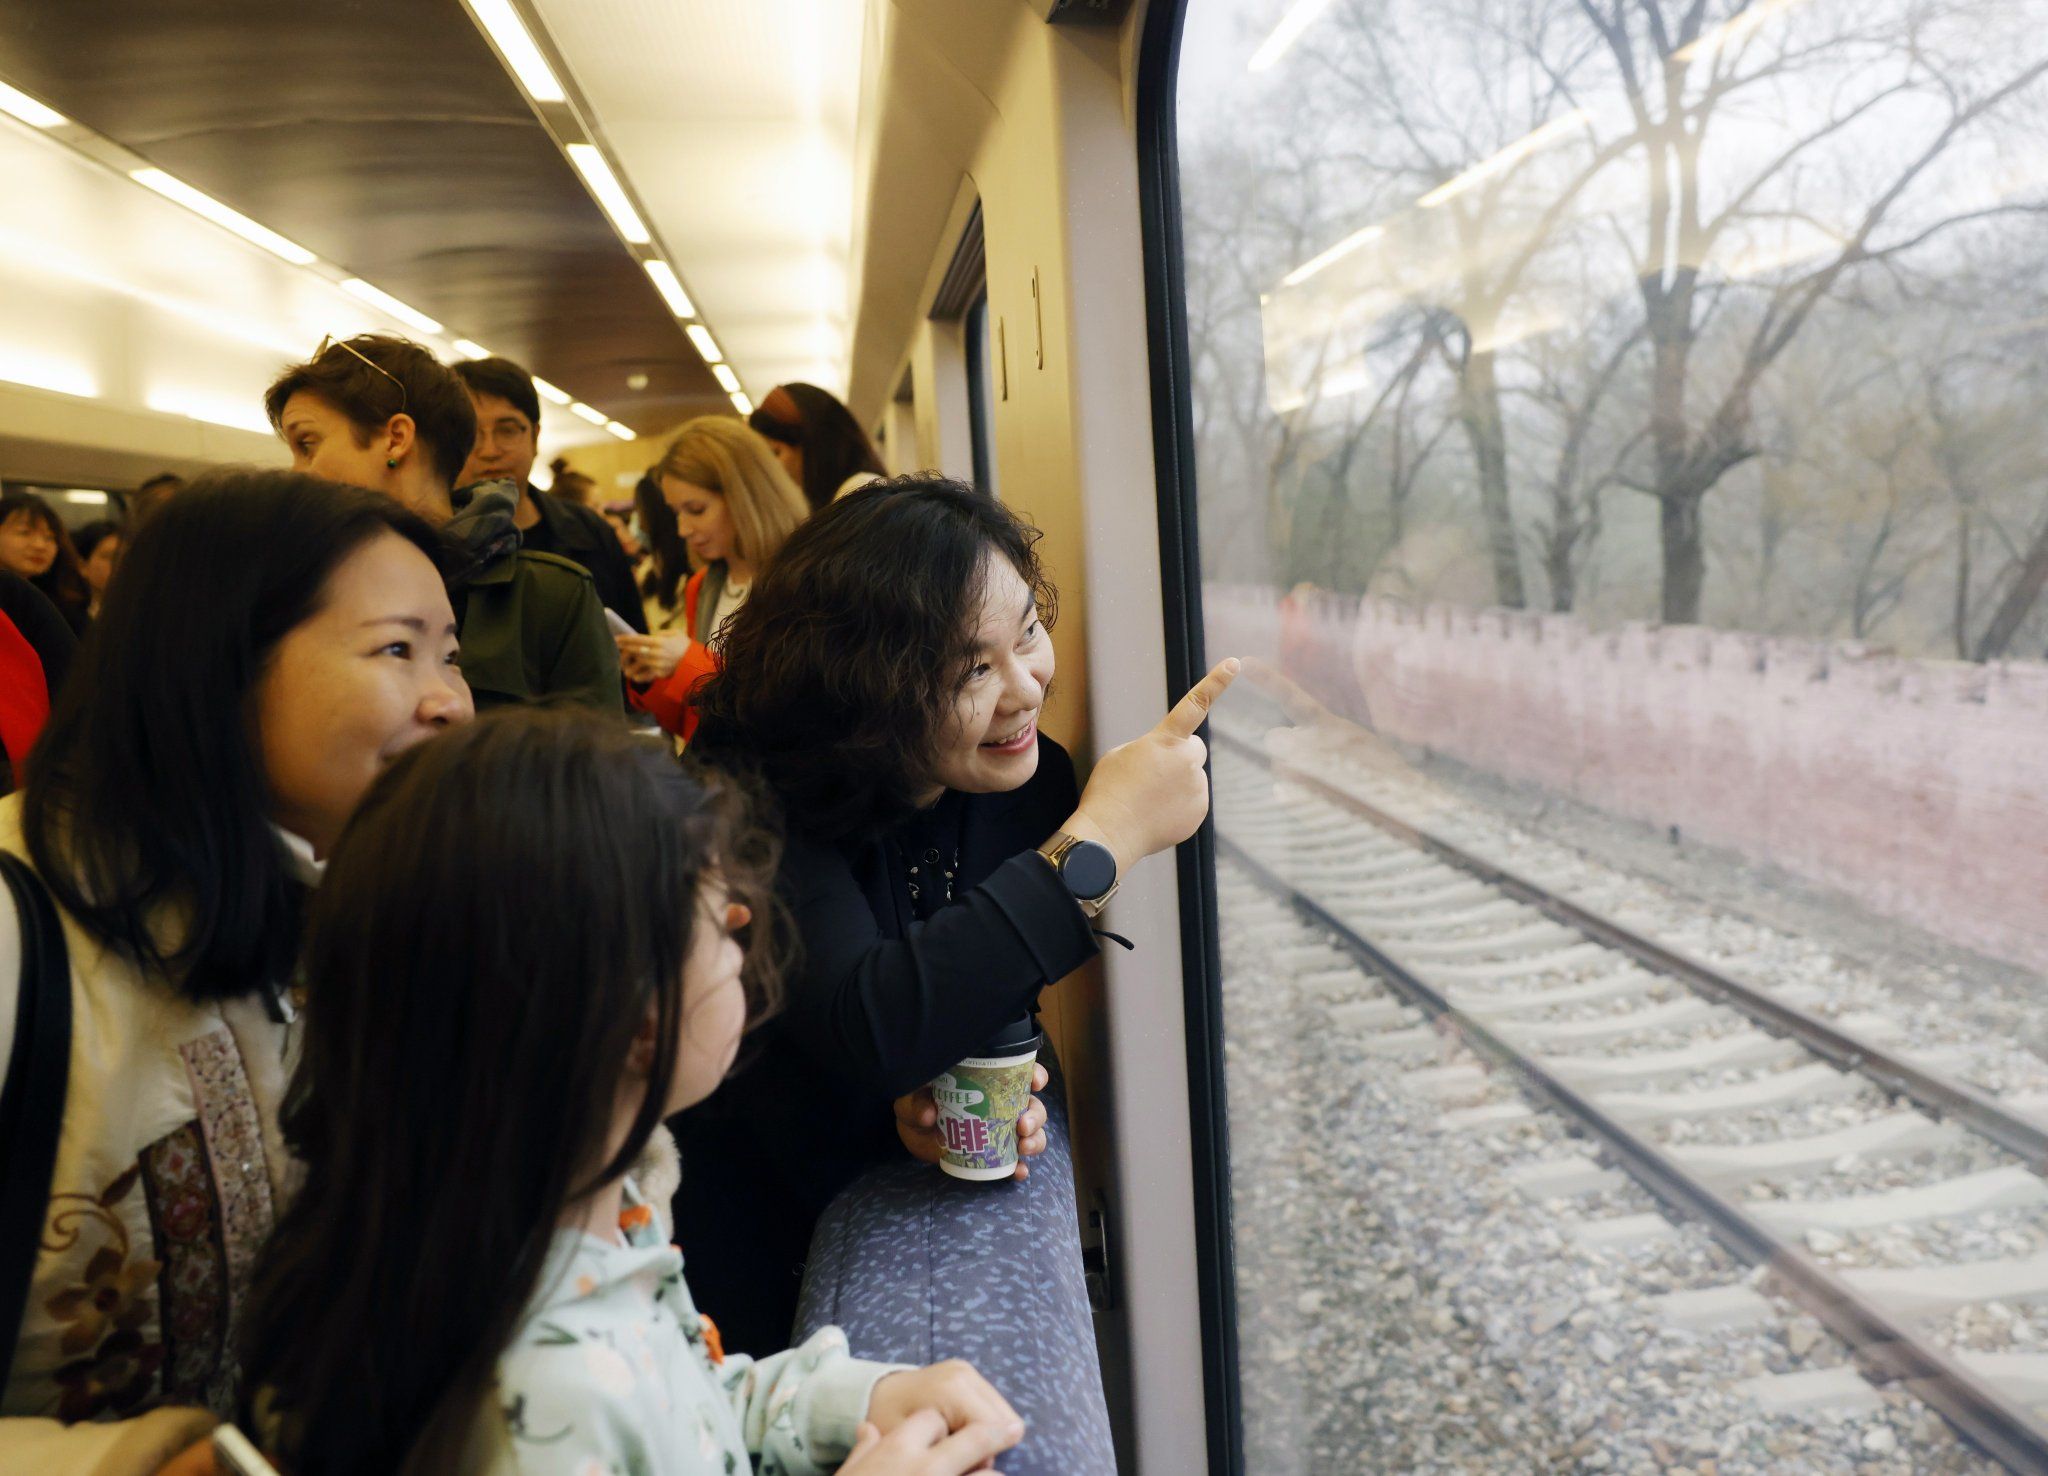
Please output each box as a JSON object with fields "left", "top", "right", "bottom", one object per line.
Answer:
{"left": 264, "top": 335, "right": 621, "bottom": 712}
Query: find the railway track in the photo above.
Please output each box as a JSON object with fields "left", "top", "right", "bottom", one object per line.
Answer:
{"left": 1210, "top": 722, "right": 2048, "bottom": 1473}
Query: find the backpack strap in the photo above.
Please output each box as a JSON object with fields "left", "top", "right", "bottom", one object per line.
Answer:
{"left": 0, "top": 850, "right": 71, "bottom": 1394}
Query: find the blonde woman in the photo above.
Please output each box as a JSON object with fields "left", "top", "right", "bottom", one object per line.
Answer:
{"left": 617, "top": 417, "right": 811, "bottom": 740}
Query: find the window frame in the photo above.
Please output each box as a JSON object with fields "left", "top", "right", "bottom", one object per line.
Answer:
{"left": 1135, "top": 1, "right": 1245, "bottom": 1472}
{"left": 965, "top": 288, "right": 1000, "bottom": 497}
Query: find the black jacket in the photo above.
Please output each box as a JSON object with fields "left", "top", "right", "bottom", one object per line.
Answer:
{"left": 671, "top": 737, "right": 1098, "bottom": 1353}
{"left": 520, "top": 483, "right": 647, "bottom": 633}
{"left": 0, "top": 572, "right": 75, "bottom": 697}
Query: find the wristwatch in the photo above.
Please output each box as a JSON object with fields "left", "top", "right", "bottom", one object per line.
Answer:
{"left": 1037, "top": 831, "right": 1120, "bottom": 917}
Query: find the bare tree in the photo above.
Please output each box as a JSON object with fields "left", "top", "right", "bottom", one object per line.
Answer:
{"left": 1300, "top": 0, "right": 1642, "bottom": 608}
{"left": 1572, "top": 0, "right": 2048, "bottom": 621}
{"left": 1972, "top": 509, "right": 2048, "bottom": 658}
{"left": 1523, "top": 318, "right": 1645, "bottom": 610}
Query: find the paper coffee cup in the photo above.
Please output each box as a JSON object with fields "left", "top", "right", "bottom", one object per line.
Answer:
{"left": 932, "top": 1018, "right": 1041, "bottom": 1182}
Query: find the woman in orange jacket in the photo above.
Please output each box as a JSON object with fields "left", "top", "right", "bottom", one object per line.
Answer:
{"left": 616, "top": 417, "right": 812, "bottom": 741}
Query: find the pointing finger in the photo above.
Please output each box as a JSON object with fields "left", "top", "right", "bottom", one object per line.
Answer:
{"left": 1158, "top": 658, "right": 1241, "bottom": 741}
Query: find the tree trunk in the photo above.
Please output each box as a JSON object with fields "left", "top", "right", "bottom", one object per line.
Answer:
{"left": 1660, "top": 488, "right": 1705, "bottom": 623}
{"left": 1952, "top": 504, "right": 1972, "bottom": 659}
{"left": 1454, "top": 347, "right": 1526, "bottom": 608}
{"left": 1974, "top": 505, "right": 2048, "bottom": 660}
{"left": 1546, "top": 531, "right": 1578, "bottom": 613}
{"left": 1642, "top": 273, "right": 1708, "bottom": 625}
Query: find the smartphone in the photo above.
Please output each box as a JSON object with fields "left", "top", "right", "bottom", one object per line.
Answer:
{"left": 603, "top": 607, "right": 636, "bottom": 639}
{"left": 213, "top": 1424, "right": 284, "bottom": 1476}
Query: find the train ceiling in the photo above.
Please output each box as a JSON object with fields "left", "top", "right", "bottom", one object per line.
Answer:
{"left": 0, "top": 0, "right": 868, "bottom": 444}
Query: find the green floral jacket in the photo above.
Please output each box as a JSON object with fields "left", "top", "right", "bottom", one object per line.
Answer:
{"left": 486, "top": 1181, "right": 904, "bottom": 1475}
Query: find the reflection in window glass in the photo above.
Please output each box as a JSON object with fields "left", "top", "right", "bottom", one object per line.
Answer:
{"left": 1176, "top": 1, "right": 2048, "bottom": 1470}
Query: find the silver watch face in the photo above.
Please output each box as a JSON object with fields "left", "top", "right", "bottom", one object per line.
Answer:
{"left": 1060, "top": 838, "right": 1118, "bottom": 898}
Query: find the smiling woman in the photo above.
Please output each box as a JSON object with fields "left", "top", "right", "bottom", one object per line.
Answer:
{"left": 252, "top": 535, "right": 473, "bottom": 857}
{"left": 0, "top": 470, "right": 470, "bottom": 1474}
{"left": 671, "top": 478, "right": 1234, "bottom": 1357}
{"left": 0, "top": 493, "right": 91, "bottom": 636}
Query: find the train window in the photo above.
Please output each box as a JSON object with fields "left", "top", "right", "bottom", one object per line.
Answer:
{"left": 1156, "top": 0, "right": 2048, "bottom": 1470}
{"left": 966, "top": 289, "right": 1000, "bottom": 497}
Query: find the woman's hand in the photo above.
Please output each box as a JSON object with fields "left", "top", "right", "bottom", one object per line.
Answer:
{"left": 868, "top": 1360, "right": 1020, "bottom": 1440}
{"left": 1064, "top": 658, "right": 1240, "bottom": 872}
{"left": 894, "top": 1064, "right": 1049, "bottom": 1180}
{"left": 615, "top": 630, "right": 695, "bottom": 684}
{"left": 859, "top": 1363, "right": 1022, "bottom": 1473}
{"left": 841, "top": 1410, "right": 1021, "bottom": 1475}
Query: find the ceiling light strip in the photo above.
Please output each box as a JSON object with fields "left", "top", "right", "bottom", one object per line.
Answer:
{"left": 604, "top": 420, "right": 636, "bottom": 441}
{"left": 643, "top": 259, "right": 694, "bottom": 317}
{"left": 711, "top": 363, "right": 740, "bottom": 394}
{"left": 339, "top": 277, "right": 445, "bottom": 335}
{"left": 466, "top": 0, "right": 566, "bottom": 102}
{"left": 1281, "top": 224, "right": 1385, "bottom": 288}
{"left": 569, "top": 401, "right": 609, "bottom": 426}
{"left": 145, "top": 388, "right": 273, "bottom": 435}
{"left": 566, "top": 144, "right": 649, "bottom": 244}
{"left": 1418, "top": 109, "right": 1592, "bottom": 209}
{"left": 730, "top": 391, "right": 754, "bottom": 417}
{"left": 0, "top": 351, "right": 98, "bottom": 398}
{"left": 448, "top": 6, "right": 741, "bottom": 416}
{"left": 130, "top": 167, "right": 317, "bottom": 266}
{"left": 1249, "top": 0, "right": 1335, "bottom": 72}
{"left": 9, "top": 81, "right": 626, "bottom": 434}
{"left": 0, "top": 79, "right": 66, "bottom": 128}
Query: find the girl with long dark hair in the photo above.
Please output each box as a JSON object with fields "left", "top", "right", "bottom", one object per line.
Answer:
{"left": 237, "top": 709, "right": 1024, "bottom": 1476}
{"left": 676, "top": 477, "right": 1236, "bottom": 1354}
{"left": 633, "top": 470, "right": 690, "bottom": 622}
{"left": 0, "top": 492, "right": 93, "bottom": 635}
{"left": 0, "top": 469, "right": 469, "bottom": 1474}
{"left": 749, "top": 382, "right": 888, "bottom": 512}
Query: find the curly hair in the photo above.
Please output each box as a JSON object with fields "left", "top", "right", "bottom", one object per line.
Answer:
{"left": 688, "top": 476, "right": 1057, "bottom": 839}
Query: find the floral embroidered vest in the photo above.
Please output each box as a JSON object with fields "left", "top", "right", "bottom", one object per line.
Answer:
{"left": 0, "top": 804, "right": 297, "bottom": 1426}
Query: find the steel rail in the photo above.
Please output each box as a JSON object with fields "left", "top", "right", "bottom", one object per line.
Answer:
{"left": 1216, "top": 830, "right": 2048, "bottom": 1474}
{"left": 1212, "top": 726, "right": 2048, "bottom": 1173}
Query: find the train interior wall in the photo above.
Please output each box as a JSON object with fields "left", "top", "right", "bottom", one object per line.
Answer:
{"left": 825, "top": 4, "right": 1209, "bottom": 1471}
{"left": 0, "top": 3, "right": 1215, "bottom": 1468}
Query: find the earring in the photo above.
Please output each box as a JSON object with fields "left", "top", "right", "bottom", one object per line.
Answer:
{"left": 385, "top": 457, "right": 398, "bottom": 468}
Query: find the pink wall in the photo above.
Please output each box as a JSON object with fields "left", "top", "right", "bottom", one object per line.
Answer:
{"left": 1207, "top": 586, "right": 2048, "bottom": 974}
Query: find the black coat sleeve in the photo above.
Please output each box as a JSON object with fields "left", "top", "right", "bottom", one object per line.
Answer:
{"left": 776, "top": 834, "right": 1099, "bottom": 1101}
{"left": 0, "top": 573, "right": 75, "bottom": 696}
{"left": 566, "top": 502, "right": 648, "bottom": 633}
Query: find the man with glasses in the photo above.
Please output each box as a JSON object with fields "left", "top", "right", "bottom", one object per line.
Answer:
{"left": 263, "top": 334, "right": 622, "bottom": 712}
{"left": 452, "top": 356, "right": 647, "bottom": 634}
